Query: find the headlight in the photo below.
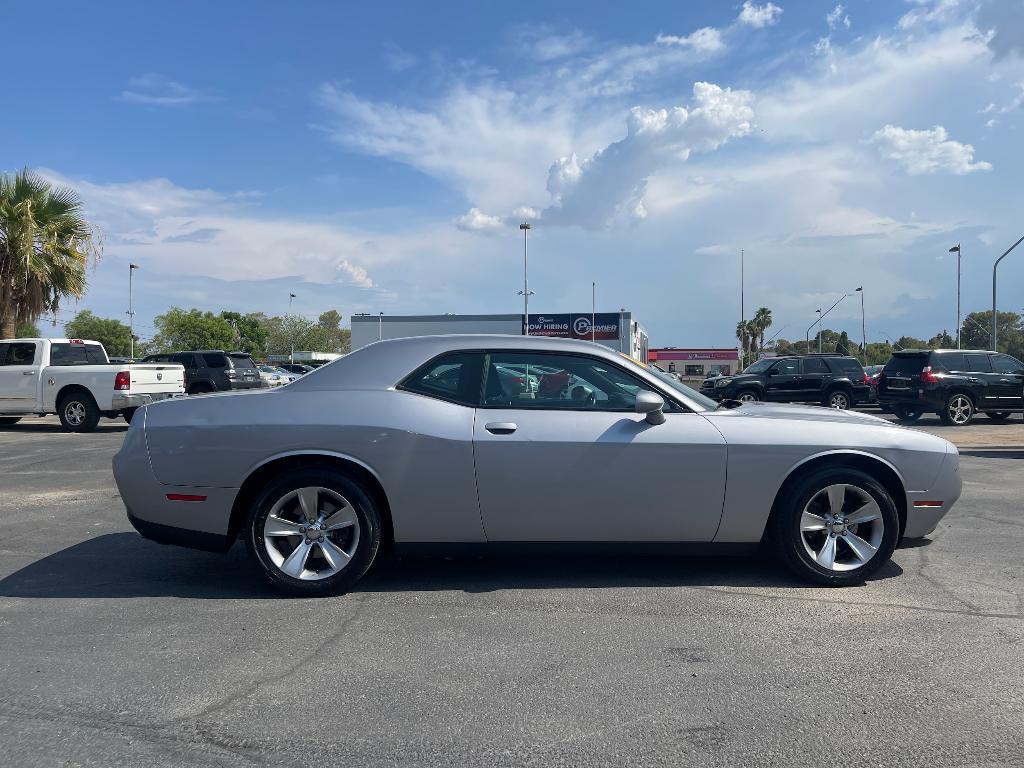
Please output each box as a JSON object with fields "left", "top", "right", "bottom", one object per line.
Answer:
{"left": 715, "top": 378, "right": 731, "bottom": 387}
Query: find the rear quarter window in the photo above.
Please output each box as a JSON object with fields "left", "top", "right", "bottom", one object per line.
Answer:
{"left": 202, "top": 353, "right": 228, "bottom": 368}
{"left": 964, "top": 354, "right": 992, "bottom": 373}
{"left": 884, "top": 355, "right": 930, "bottom": 376}
{"left": 935, "top": 352, "right": 966, "bottom": 372}
{"left": 830, "top": 358, "right": 864, "bottom": 375}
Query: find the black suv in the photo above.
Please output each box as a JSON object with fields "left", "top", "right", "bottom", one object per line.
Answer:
{"left": 142, "top": 350, "right": 263, "bottom": 394}
{"left": 877, "top": 349, "right": 1024, "bottom": 425}
{"left": 700, "top": 354, "right": 870, "bottom": 409}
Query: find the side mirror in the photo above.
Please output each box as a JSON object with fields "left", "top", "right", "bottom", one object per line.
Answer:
{"left": 635, "top": 391, "right": 666, "bottom": 425}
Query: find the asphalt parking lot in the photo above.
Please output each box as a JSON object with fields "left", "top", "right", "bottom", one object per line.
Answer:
{"left": 1, "top": 416, "right": 1022, "bottom": 767}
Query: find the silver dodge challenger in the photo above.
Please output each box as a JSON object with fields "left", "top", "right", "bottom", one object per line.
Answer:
{"left": 113, "top": 335, "right": 961, "bottom": 595}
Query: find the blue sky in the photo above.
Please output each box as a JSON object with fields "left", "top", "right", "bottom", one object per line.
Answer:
{"left": 4, "top": 0, "right": 1023, "bottom": 348}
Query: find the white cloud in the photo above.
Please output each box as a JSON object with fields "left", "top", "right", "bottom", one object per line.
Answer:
{"left": 898, "top": 0, "right": 962, "bottom": 31}
{"left": 528, "top": 31, "right": 592, "bottom": 61}
{"left": 119, "top": 73, "right": 212, "bottom": 106}
{"left": 826, "top": 5, "right": 851, "bottom": 31}
{"left": 870, "top": 124, "right": 992, "bottom": 175}
{"left": 738, "top": 1, "right": 783, "bottom": 29}
{"left": 977, "top": 0, "right": 1024, "bottom": 59}
{"left": 543, "top": 82, "right": 754, "bottom": 229}
{"left": 337, "top": 260, "right": 374, "bottom": 288}
{"left": 655, "top": 27, "right": 725, "bottom": 54}
{"left": 456, "top": 207, "right": 505, "bottom": 232}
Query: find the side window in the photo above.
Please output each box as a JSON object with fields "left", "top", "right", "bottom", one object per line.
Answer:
{"left": 483, "top": 352, "right": 673, "bottom": 411}
{"left": 1, "top": 342, "right": 36, "bottom": 366}
{"left": 772, "top": 359, "right": 799, "bottom": 375}
{"left": 400, "top": 352, "right": 482, "bottom": 406}
{"left": 937, "top": 353, "right": 965, "bottom": 372}
{"left": 49, "top": 343, "right": 89, "bottom": 366}
{"left": 173, "top": 354, "right": 195, "bottom": 368}
{"left": 964, "top": 354, "right": 992, "bottom": 373}
{"left": 202, "top": 353, "right": 227, "bottom": 369}
{"left": 992, "top": 355, "right": 1024, "bottom": 374}
{"left": 85, "top": 345, "right": 108, "bottom": 364}
{"left": 802, "top": 358, "right": 829, "bottom": 374}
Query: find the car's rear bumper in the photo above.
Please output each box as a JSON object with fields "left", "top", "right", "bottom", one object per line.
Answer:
{"left": 112, "top": 391, "right": 182, "bottom": 410}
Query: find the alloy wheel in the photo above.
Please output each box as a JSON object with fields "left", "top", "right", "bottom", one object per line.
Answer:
{"left": 738, "top": 392, "right": 758, "bottom": 403}
{"left": 262, "top": 486, "right": 361, "bottom": 581}
{"left": 799, "top": 483, "right": 884, "bottom": 572}
{"left": 64, "top": 401, "right": 86, "bottom": 426}
{"left": 828, "top": 392, "right": 850, "bottom": 409}
{"left": 947, "top": 395, "right": 973, "bottom": 425}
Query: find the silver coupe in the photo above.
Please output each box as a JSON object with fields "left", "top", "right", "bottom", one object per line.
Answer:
{"left": 113, "top": 335, "right": 961, "bottom": 595}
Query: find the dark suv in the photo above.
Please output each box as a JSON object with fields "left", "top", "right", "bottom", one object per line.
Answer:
{"left": 877, "top": 349, "right": 1024, "bottom": 425}
{"left": 700, "top": 354, "right": 871, "bottom": 409}
{"left": 142, "top": 350, "right": 263, "bottom": 394}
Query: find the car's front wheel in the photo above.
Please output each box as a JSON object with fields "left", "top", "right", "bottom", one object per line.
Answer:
{"left": 246, "top": 468, "right": 382, "bottom": 596}
{"left": 771, "top": 467, "right": 899, "bottom": 586}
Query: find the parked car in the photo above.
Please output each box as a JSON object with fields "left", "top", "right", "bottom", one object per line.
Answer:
{"left": 699, "top": 354, "right": 871, "bottom": 409}
{"left": 877, "top": 349, "right": 1024, "bottom": 425}
{"left": 0, "top": 338, "right": 184, "bottom": 431}
{"left": 114, "top": 335, "right": 960, "bottom": 595}
{"left": 142, "top": 351, "right": 262, "bottom": 394}
{"left": 258, "top": 365, "right": 300, "bottom": 387}
{"left": 864, "top": 364, "right": 884, "bottom": 405}
{"left": 277, "top": 363, "right": 314, "bottom": 375}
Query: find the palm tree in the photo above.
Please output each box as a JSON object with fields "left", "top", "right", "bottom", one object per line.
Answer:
{"left": 752, "top": 307, "right": 773, "bottom": 352}
{"left": 0, "top": 169, "right": 99, "bottom": 338}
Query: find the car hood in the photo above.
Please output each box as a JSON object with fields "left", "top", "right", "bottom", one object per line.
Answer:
{"left": 706, "top": 401, "right": 892, "bottom": 426}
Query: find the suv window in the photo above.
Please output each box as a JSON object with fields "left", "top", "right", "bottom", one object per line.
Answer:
{"left": 400, "top": 352, "right": 482, "bottom": 406}
{"left": 771, "top": 359, "right": 799, "bottom": 375}
{"left": 885, "top": 353, "right": 929, "bottom": 375}
{"left": 934, "top": 352, "right": 965, "bottom": 372}
{"left": 172, "top": 353, "right": 196, "bottom": 367}
{"left": 964, "top": 354, "right": 992, "bottom": 373}
{"left": 202, "top": 353, "right": 228, "bottom": 368}
{"left": 50, "top": 342, "right": 107, "bottom": 365}
{"left": 992, "top": 354, "right": 1024, "bottom": 374}
{"left": 483, "top": 352, "right": 672, "bottom": 411}
{"left": 802, "top": 358, "right": 829, "bottom": 374}
{"left": 227, "top": 354, "right": 256, "bottom": 369}
{"left": 1, "top": 342, "right": 36, "bottom": 366}
{"left": 830, "top": 357, "right": 864, "bottom": 375}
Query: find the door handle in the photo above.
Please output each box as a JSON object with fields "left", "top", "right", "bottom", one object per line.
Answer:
{"left": 22, "top": 370, "right": 36, "bottom": 375}
{"left": 485, "top": 422, "right": 518, "bottom": 435}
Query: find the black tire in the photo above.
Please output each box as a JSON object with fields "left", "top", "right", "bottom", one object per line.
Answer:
{"left": 892, "top": 405, "right": 922, "bottom": 423}
{"left": 940, "top": 392, "right": 975, "bottom": 426}
{"left": 771, "top": 467, "right": 899, "bottom": 586}
{"left": 823, "top": 388, "right": 851, "bottom": 410}
{"left": 0, "top": 417, "right": 21, "bottom": 427}
{"left": 188, "top": 383, "right": 213, "bottom": 395}
{"left": 57, "top": 392, "right": 101, "bottom": 433}
{"left": 245, "top": 468, "right": 382, "bottom": 597}
{"left": 122, "top": 408, "right": 138, "bottom": 424}
{"left": 736, "top": 389, "right": 760, "bottom": 403}
{"left": 986, "top": 411, "right": 1012, "bottom": 422}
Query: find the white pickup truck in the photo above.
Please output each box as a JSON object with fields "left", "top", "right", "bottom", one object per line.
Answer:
{"left": 0, "top": 338, "right": 185, "bottom": 432}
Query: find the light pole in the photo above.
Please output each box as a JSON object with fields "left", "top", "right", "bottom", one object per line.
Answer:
{"left": 619, "top": 308, "right": 625, "bottom": 353}
{"left": 378, "top": 312, "right": 383, "bottom": 341}
{"left": 740, "top": 248, "right": 745, "bottom": 367}
{"left": 856, "top": 286, "right": 865, "bottom": 363}
{"left": 992, "top": 235, "right": 1024, "bottom": 351}
{"left": 591, "top": 282, "right": 596, "bottom": 342}
{"left": 814, "top": 293, "right": 852, "bottom": 353}
{"left": 128, "top": 264, "right": 139, "bottom": 359}
{"left": 806, "top": 309, "right": 822, "bottom": 353}
{"left": 288, "top": 292, "right": 296, "bottom": 364}
{"left": 517, "top": 222, "right": 533, "bottom": 335}
{"left": 949, "top": 243, "right": 961, "bottom": 348}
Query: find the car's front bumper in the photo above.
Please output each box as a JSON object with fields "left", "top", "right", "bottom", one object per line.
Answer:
{"left": 112, "top": 392, "right": 181, "bottom": 410}
{"left": 903, "top": 445, "right": 962, "bottom": 538}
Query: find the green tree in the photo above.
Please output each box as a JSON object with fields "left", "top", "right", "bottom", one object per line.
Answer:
{"left": 64, "top": 310, "right": 133, "bottom": 356}
{"left": 836, "top": 331, "right": 850, "bottom": 356}
{"left": 15, "top": 319, "right": 40, "bottom": 337}
{"left": 864, "top": 342, "right": 894, "bottom": 366}
{"left": 150, "top": 308, "right": 235, "bottom": 353}
{"left": 220, "top": 311, "right": 269, "bottom": 356}
{"left": 894, "top": 336, "right": 928, "bottom": 351}
{"left": 751, "top": 307, "right": 772, "bottom": 352}
{"left": 265, "top": 314, "right": 315, "bottom": 356}
{"left": 928, "top": 330, "right": 955, "bottom": 348}
{"left": 0, "top": 169, "right": 100, "bottom": 338}
{"left": 960, "top": 310, "right": 1024, "bottom": 359}
{"left": 316, "top": 309, "right": 351, "bottom": 353}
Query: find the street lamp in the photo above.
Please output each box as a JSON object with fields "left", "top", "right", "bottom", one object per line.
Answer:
{"left": 591, "top": 281, "right": 596, "bottom": 342}
{"left": 517, "top": 222, "right": 534, "bottom": 335}
{"left": 378, "top": 312, "right": 383, "bottom": 341}
{"left": 619, "top": 307, "right": 625, "bottom": 353}
{"left": 288, "top": 293, "right": 296, "bottom": 365}
{"left": 949, "top": 243, "right": 961, "bottom": 348}
{"left": 806, "top": 309, "right": 822, "bottom": 353}
{"left": 855, "top": 287, "right": 865, "bottom": 363}
{"left": 127, "top": 264, "right": 139, "bottom": 360}
{"left": 992, "top": 235, "right": 1024, "bottom": 350}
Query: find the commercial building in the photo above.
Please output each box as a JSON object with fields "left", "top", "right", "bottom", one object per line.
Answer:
{"left": 648, "top": 347, "right": 740, "bottom": 384}
{"left": 352, "top": 312, "right": 649, "bottom": 361}
{"left": 267, "top": 351, "right": 343, "bottom": 365}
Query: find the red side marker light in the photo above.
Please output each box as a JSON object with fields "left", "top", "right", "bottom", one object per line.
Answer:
{"left": 166, "top": 493, "right": 207, "bottom": 502}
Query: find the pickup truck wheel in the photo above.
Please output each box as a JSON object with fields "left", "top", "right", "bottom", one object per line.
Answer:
{"left": 940, "top": 393, "right": 974, "bottom": 426}
{"left": 122, "top": 408, "right": 138, "bottom": 424}
{"left": 892, "top": 405, "right": 922, "bottom": 423}
{"left": 0, "top": 417, "right": 21, "bottom": 427}
{"left": 58, "top": 392, "right": 101, "bottom": 433}
{"left": 986, "top": 411, "right": 1012, "bottom": 422}
{"left": 824, "top": 389, "right": 851, "bottom": 410}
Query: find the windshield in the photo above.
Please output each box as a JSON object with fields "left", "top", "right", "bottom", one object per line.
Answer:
{"left": 649, "top": 370, "right": 721, "bottom": 410}
{"left": 742, "top": 358, "right": 775, "bottom": 374}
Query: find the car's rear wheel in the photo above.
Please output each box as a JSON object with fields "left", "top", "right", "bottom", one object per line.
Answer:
{"left": 941, "top": 393, "right": 975, "bottom": 426}
{"left": 986, "top": 411, "right": 1012, "bottom": 422}
{"left": 0, "top": 417, "right": 21, "bottom": 427}
{"left": 57, "top": 392, "right": 101, "bottom": 433}
{"left": 737, "top": 390, "right": 760, "bottom": 403}
{"left": 246, "top": 468, "right": 382, "bottom": 596}
{"left": 122, "top": 408, "right": 138, "bottom": 424}
{"left": 188, "top": 383, "right": 213, "bottom": 395}
{"left": 892, "top": 405, "right": 922, "bottom": 423}
{"left": 824, "top": 389, "right": 851, "bottom": 410}
{"left": 771, "top": 467, "right": 899, "bottom": 586}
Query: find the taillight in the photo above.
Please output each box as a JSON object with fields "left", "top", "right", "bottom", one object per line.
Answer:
{"left": 920, "top": 366, "right": 939, "bottom": 384}
{"left": 114, "top": 371, "right": 131, "bottom": 390}
{"left": 863, "top": 372, "right": 871, "bottom": 385}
